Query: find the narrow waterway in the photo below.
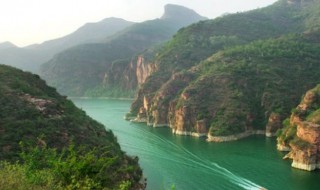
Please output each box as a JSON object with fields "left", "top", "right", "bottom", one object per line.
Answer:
{"left": 72, "top": 98, "right": 320, "bottom": 190}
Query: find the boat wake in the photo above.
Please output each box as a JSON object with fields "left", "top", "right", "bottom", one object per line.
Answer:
{"left": 122, "top": 125, "right": 266, "bottom": 190}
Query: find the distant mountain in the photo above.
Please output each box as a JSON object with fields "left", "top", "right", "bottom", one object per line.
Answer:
{"left": 0, "top": 17, "right": 134, "bottom": 72}
{"left": 26, "top": 17, "right": 134, "bottom": 52}
{"left": 0, "top": 47, "right": 44, "bottom": 72}
{"left": 161, "top": 4, "right": 207, "bottom": 25}
{"left": 0, "top": 41, "right": 17, "bottom": 50}
{"left": 40, "top": 4, "right": 207, "bottom": 97}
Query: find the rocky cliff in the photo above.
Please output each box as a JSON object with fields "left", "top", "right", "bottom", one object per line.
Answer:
{"left": 128, "top": 0, "right": 320, "bottom": 141}
{"left": 277, "top": 85, "right": 320, "bottom": 171}
{"left": 131, "top": 33, "right": 320, "bottom": 140}
{"left": 99, "top": 50, "right": 158, "bottom": 97}
{"left": 135, "top": 55, "right": 158, "bottom": 86}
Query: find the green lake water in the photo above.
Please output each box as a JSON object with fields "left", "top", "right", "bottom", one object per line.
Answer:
{"left": 72, "top": 98, "right": 320, "bottom": 190}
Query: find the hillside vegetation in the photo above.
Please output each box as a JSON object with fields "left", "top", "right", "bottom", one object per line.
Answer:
{"left": 0, "top": 65, "right": 143, "bottom": 189}
{"left": 129, "top": 0, "right": 320, "bottom": 138}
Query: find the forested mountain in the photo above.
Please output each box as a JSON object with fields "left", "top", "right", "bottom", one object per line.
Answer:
{"left": 0, "top": 64, "right": 143, "bottom": 189}
{"left": 127, "top": 0, "right": 320, "bottom": 143}
{"left": 0, "top": 18, "right": 134, "bottom": 73}
{"left": 39, "top": 4, "right": 207, "bottom": 97}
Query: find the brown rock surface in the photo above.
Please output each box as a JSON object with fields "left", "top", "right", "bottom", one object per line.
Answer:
{"left": 297, "top": 122, "right": 320, "bottom": 144}
{"left": 278, "top": 85, "right": 320, "bottom": 171}
{"left": 136, "top": 56, "right": 157, "bottom": 86}
{"left": 266, "top": 112, "right": 283, "bottom": 137}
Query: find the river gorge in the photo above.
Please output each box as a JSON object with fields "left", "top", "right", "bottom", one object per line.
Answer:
{"left": 72, "top": 98, "right": 320, "bottom": 190}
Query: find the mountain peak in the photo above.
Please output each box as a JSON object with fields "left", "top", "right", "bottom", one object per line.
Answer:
{"left": 0, "top": 41, "right": 17, "bottom": 49}
{"left": 161, "top": 4, "right": 207, "bottom": 22}
{"left": 100, "top": 17, "right": 131, "bottom": 23}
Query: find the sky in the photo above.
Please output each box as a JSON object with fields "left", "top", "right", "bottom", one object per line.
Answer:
{"left": 0, "top": 0, "right": 278, "bottom": 47}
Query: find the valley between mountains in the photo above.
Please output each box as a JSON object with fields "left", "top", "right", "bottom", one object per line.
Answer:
{"left": 1, "top": 0, "right": 320, "bottom": 189}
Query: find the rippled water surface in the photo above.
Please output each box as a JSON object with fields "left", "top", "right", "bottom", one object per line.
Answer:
{"left": 72, "top": 98, "right": 320, "bottom": 190}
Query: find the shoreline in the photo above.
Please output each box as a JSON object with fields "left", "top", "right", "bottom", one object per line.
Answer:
{"left": 69, "top": 96, "right": 135, "bottom": 100}
{"left": 292, "top": 161, "right": 320, "bottom": 171}
{"left": 127, "top": 115, "right": 320, "bottom": 172}
{"left": 207, "top": 130, "right": 266, "bottom": 142}
{"left": 172, "top": 129, "right": 207, "bottom": 137}
{"left": 129, "top": 117, "right": 267, "bottom": 142}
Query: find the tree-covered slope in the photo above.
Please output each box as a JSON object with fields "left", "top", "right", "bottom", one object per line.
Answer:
{"left": 0, "top": 64, "right": 143, "bottom": 189}
{"left": 183, "top": 33, "right": 320, "bottom": 136}
{"left": 40, "top": 4, "right": 207, "bottom": 97}
{"left": 129, "top": 0, "right": 320, "bottom": 139}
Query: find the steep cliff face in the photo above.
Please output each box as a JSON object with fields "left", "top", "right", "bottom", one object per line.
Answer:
{"left": 150, "top": 71, "right": 196, "bottom": 127}
{"left": 86, "top": 52, "right": 158, "bottom": 98}
{"left": 135, "top": 55, "right": 157, "bottom": 86}
{"left": 277, "top": 85, "right": 320, "bottom": 171}
{"left": 266, "top": 112, "right": 284, "bottom": 137}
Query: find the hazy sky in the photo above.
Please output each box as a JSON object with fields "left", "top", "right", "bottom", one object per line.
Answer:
{"left": 0, "top": 0, "right": 278, "bottom": 47}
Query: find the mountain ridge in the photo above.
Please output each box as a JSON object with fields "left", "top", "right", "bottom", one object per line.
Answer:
{"left": 161, "top": 4, "right": 208, "bottom": 22}
{"left": 0, "top": 41, "right": 17, "bottom": 49}
{"left": 40, "top": 4, "right": 207, "bottom": 97}
{"left": 0, "top": 17, "right": 134, "bottom": 73}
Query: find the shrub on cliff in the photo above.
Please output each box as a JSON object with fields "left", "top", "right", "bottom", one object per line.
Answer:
{"left": 0, "top": 143, "right": 138, "bottom": 190}
{"left": 278, "top": 84, "right": 320, "bottom": 147}
{"left": 0, "top": 145, "right": 141, "bottom": 190}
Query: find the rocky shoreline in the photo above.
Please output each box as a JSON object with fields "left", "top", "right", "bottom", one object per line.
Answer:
{"left": 207, "top": 130, "right": 266, "bottom": 142}
{"left": 172, "top": 129, "right": 207, "bottom": 137}
{"left": 276, "top": 85, "right": 320, "bottom": 171}
{"left": 292, "top": 161, "right": 320, "bottom": 171}
{"left": 277, "top": 143, "right": 291, "bottom": 152}
{"left": 129, "top": 116, "right": 268, "bottom": 141}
